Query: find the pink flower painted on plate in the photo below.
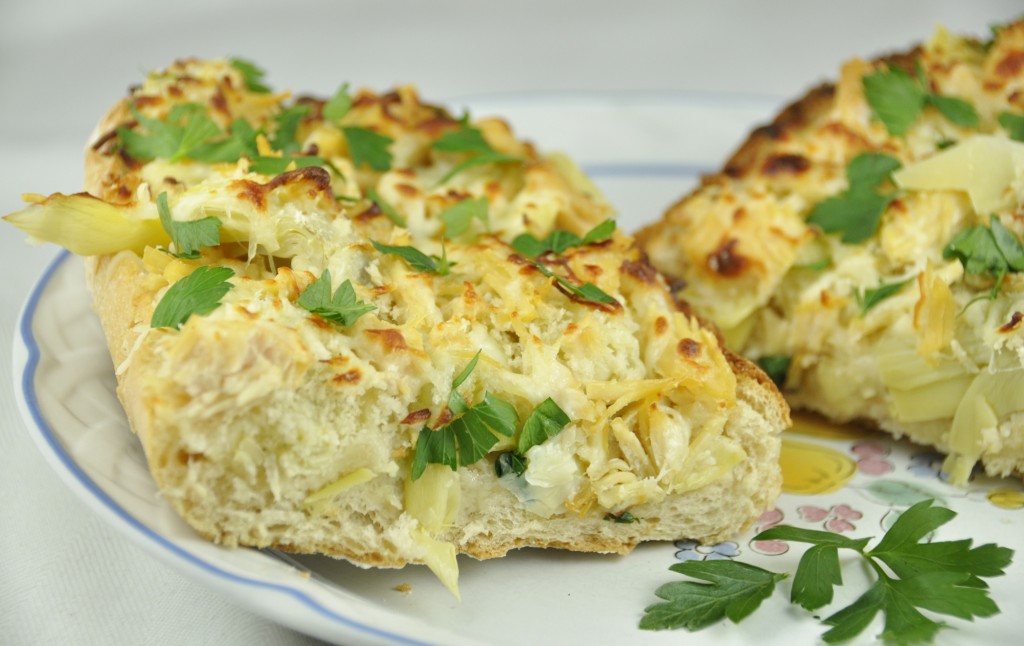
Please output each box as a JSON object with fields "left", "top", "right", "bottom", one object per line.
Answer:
{"left": 749, "top": 508, "right": 789, "bottom": 556}
{"left": 798, "top": 503, "right": 863, "bottom": 533}
{"left": 851, "top": 441, "right": 894, "bottom": 476}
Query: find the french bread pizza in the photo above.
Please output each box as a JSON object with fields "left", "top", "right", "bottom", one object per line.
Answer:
{"left": 638, "top": 21, "right": 1024, "bottom": 484}
{"left": 6, "top": 59, "right": 786, "bottom": 595}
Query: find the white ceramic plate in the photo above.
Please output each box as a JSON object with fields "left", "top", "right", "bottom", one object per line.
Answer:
{"left": 13, "top": 93, "right": 1024, "bottom": 646}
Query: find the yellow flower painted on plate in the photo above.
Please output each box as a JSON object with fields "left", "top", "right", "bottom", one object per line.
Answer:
{"left": 780, "top": 438, "right": 857, "bottom": 495}
{"left": 987, "top": 488, "right": 1024, "bottom": 510}
{"left": 787, "top": 412, "right": 873, "bottom": 441}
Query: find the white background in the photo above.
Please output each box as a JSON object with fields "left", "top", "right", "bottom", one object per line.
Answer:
{"left": 2, "top": 1, "right": 1022, "bottom": 644}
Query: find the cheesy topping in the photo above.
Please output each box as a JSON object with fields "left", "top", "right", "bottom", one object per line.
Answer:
{"left": 6, "top": 59, "right": 755, "bottom": 587}
{"left": 640, "top": 21, "right": 1024, "bottom": 481}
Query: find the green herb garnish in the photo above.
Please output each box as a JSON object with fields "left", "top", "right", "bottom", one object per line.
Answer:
{"left": 853, "top": 277, "right": 914, "bottom": 315}
{"left": 604, "top": 511, "right": 638, "bottom": 524}
{"left": 863, "top": 64, "right": 979, "bottom": 136}
{"left": 150, "top": 265, "right": 234, "bottom": 329}
{"left": 297, "top": 269, "right": 375, "bottom": 326}
{"left": 755, "top": 355, "right": 791, "bottom": 389}
{"left": 494, "top": 451, "right": 527, "bottom": 477}
{"left": 943, "top": 214, "right": 1024, "bottom": 302}
{"left": 119, "top": 104, "right": 218, "bottom": 163}
{"left": 806, "top": 153, "right": 901, "bottom": 244}
{"left": 119, "top": 104, "right": 261, "bottom": 165}
{"left": 323, "top": 82, "right": 352, "bottom": 122}
{"left": 437, "top": 151, "right": 521, "bottom": 185}
{"left": 998, "top": 111, "right": 1024, "bottom": 142}
{"left": 641, "top": 500, "right": 1013, "bottom": 644}
{"left": 431, "top": 126, "right": 495, "bottom": 154}
{"left": 269, "top": 105, "right": 310, "bottom": 154}
{"left": 512, "top": 219, "right": 616, "bottom": 258}
{"left": 229, "top": 58, "right": 271, "bottom": 93}
{"left": 156, "top": 192, "right": 221, "bottom": 259}
{"left": 411, "top": 351, "right": 519, "bottom": 480}
{"left": 439, "top": 197, "right": 489, "bottom": 237}
{"left": 432, "top": 123, "right": 523, "bottom": 184}
{"left": 342, "top": 126, "right": 393, "bottom": 172}
{"left": 371, "top": 240, "right": 451, "bottom": 275}
{"left": 641, "top": 560, "right": 784, "bottom": 632}
{"left": 366, "top": 187, "right": 406, "bottom": 227}
{"left": 534, "top": 261, "right": 618, "bottom": 306}
{"left": 516, "top": 397, "right": 570, "bottom": 454}
{"left": 248, "top": 155, "right": 325, "bottom": 175}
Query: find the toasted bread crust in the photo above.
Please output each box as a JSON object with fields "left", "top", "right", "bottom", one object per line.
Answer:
{"left": 639, "top": 22, "right": 1024, "bottom": 481}
{"left": 59, "top": 59, "right": 789, "bottom": 581}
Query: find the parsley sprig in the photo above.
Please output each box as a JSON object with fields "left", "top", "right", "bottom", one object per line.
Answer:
{"left": 151, "top": 265, "right": 235, "bottom": 329}
{"left": 413, "top": 354, "right": 572, "bottom": 480}
{"left": 512, "top": 219, "right": 616, "bottom": 258}
{"left": 411, "top": 352, "right": 519, "bottom": 479}
{"left": 495, "top": 396, "right": 572, "bottom": 477}
{"left": 366, "top": 187, "right": 407, "bottom": 227}
{"left": 369, "top": 197, "right": 489, "bottom": 273}
{"left": 156, "top": 191, "right": 221, "bottom": 259}
{"left": 943, "top": 214, "right": 1024, "bottom": 303}
{"left": 863, "top": 64, "right": 979, "bottom": 136}
{"left": 513, "top": 219, "right": 619, "bottom": 306}
{"left": 998, "top": 111, "right": 1024, "bottom": 142}
{"left": 229, "top": 58, "right": 271, "bottom": 93}
{"left": 119, "top": 104, "right": 247, "bottom": 163}
{"left": 641, "top": 500, "right": 1013, "bottom": 644}
{"left": 431, "top": 123, "right": 522, "bottom": 184}
{"left": 853, "top": 277, "right": 914, "bottom": 315}
{"left": 297, "top": 269, "right": 375, "bottom": 326}
{"left": 806, "top": 153, "right": 902, "bottom": 244}
{"left": 372, "top": 240, "right": 451, "bottom": 275}
{"left": 754, "top": 355, "right": 791, "bottom": 389}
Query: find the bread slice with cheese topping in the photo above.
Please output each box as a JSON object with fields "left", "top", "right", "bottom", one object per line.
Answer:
{"left": 6, "top": 58, "right": 787, "bottom": 595}
{"left": 638, "top": 21, "right": 1024, "bottom": 484}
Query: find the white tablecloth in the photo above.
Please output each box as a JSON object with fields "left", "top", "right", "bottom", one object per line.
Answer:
{"left": 2, "top": 1, "right": 1020, "bottom": 644}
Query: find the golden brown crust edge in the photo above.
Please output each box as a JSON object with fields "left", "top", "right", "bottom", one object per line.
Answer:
{"left": 76, "top": 86, "right": 787, "bottom": 566}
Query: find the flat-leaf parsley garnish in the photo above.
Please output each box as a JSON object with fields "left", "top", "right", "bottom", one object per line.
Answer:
{"left": 371, "top": 240, "right": 451, "bottom": 275}
{"left": 943, "top": 214, "right": 1024, "bottom": 303}
{"left": 806, "top": 152, "right": 902, "bottom": 244}
{"left": 411, "top": 351, "right": 519, "bottom": 480}
{"left": 229, "top": 57, "right": 272, "bottom": 93}
{"left": 432, "top": 122, "right": 522, "bottom": 184}
{"left": 297, "top": 269, "right": 375, "bottom": 326}
{"left": 151, "top": 266, "right": 235, "bottom": 330}
{"left": 640, "top": 499, "right": 1013, "bottom": 644}
{"left": 853, "top": 277, "right": 914, "bottom": 315}
{"left": 863, "top": 63, "right": 979, "bottom": 136}
{"left": 512, "top": 219, "right": 616, "bottom": 258}
{"left": 156, "top": 191, "right": 221, "bottom": 259}
{"left": 342, "top": 126, "right": 393, "bottom": 172}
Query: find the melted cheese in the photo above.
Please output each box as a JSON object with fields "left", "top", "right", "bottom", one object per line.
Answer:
{"left": 642, "top": 21, "right": 1024, "bottom": 482}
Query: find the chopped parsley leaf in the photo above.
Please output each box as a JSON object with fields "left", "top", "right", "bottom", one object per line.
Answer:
{"left": 755, "top": 355, "right": 791, "bottom": 389}
{"left": 229, "top": 58, "right": 272, "bottom": 93}
{"left": 512, "top": 219, "right": 616, "bottom": 258}
{"left": 297, "top": 269, "right": 375, "bottom": 326}
{"left": 342, "top": 126, "right": 393, "bottom": 172}
{"left": 853, "top": 278, "right": 914, "bottom": 315}
{"left": 156, "top": 192, "right": 221, "bottom": 259}
{"left": 150, "top": 266, "right": 234, "bottom": 329}
{"left": 806, "top": 153, "right": 901, "bottom": 244}
{"left": 323, "top": 82, "right": 352, "bottom": 122}
{"left": 366, "top": 187, "right": 407, "bottom": 227}
{"left": 862, "top": 64, "right": 979, "bottom": 136}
